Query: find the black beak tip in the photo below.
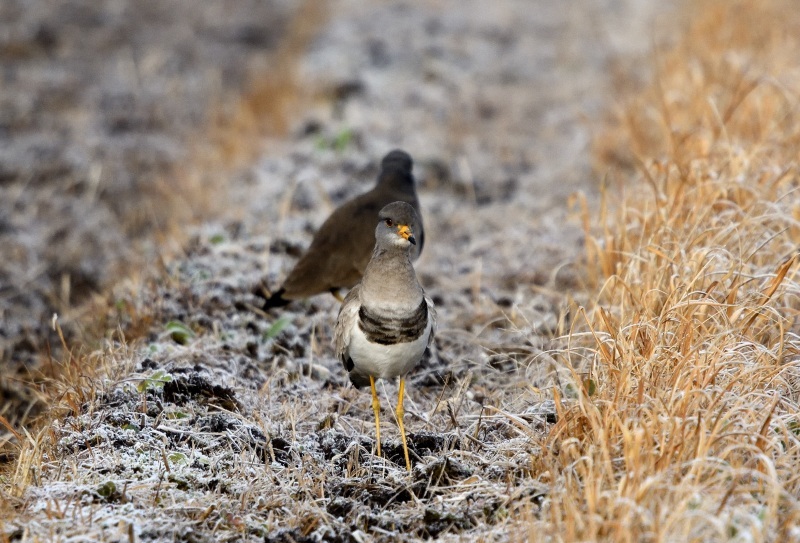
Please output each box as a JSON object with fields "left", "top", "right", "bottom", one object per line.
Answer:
{"left": 408, "top": 235, "right": 417, "bottom": 245}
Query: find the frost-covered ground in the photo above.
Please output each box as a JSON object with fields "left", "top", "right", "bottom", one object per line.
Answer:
{"left": 0, "top": 0, "right": 292, "bottom": 437}
{"left": 4, "top": 0, "right": 669, "bottom": 541}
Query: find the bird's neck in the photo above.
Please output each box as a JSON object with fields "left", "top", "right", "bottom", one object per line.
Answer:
{"left": 361, "top": 248, "right": 422, "bottom": 312}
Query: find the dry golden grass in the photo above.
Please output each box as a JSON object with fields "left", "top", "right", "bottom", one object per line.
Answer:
{"left": 538, "top": 0, "right": 800, "bottom": 540}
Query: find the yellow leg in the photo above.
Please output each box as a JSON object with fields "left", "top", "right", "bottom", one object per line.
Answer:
{"left": 396, "top": 378, "right": 411, "bottom": 471}
{"left": 370, "top": 376, "right": 382, "bottom": 458}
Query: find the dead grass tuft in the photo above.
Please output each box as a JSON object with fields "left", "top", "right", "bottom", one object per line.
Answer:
{"left": 542, "top": 0, "right": 800, "bottom": 539}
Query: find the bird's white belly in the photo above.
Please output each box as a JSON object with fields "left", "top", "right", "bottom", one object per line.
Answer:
{"left": 347, "top": 321, "right": 431, "bottom": 380}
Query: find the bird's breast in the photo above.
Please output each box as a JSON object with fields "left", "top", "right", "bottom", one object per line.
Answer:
{"left": 358, "top": 298, "right": 428, "bottom": 345}
{"left": 347, "top": 313, "right": 431, "bottom": 380}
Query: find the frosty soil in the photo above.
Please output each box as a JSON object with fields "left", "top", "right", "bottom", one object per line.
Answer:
{"left": 4, "top": 0, "right": 667, "bottom": 541}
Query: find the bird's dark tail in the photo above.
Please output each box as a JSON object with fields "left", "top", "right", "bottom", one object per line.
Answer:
{"left": 259, "top": 287, "right": 291, "bottom": 310}
{"left": 263, "top": 290, "right": 290, "bottom": 309}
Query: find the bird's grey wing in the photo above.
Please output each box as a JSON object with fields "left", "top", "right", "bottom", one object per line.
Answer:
{"left": 424, "top": 292, "right": 436, "bottom": 348}
{"left": 334, "top": 285, "right": 362, "bottom": 367}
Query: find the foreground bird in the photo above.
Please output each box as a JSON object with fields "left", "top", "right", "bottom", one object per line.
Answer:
{"left": 334, "top": 201, "right": 435, "bottom": 471}
{"left": 260, "top": 150, "right": 424, "bottom": 309}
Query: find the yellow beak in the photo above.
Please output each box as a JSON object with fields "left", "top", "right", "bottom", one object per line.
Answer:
{"left": 397, "top": 224, "right": 417, "bottom": 245}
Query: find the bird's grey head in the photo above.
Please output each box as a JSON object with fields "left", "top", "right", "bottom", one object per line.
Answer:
{"left": 375, "top": 201, "right": 420, "bottom": 250}
{"left": 376, "top": 150, "right": 415, "bottom": 190}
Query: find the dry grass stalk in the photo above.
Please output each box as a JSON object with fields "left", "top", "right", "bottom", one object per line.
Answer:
{"left": 539, "top": 0, "right": 800, "bottom": 540}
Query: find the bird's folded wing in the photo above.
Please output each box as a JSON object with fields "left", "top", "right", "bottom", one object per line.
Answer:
{"left": 333, "top": 285, "right": 362, "bottom": 366}
{"left": 424, "top": 293, "right": 437, "bottom": 348}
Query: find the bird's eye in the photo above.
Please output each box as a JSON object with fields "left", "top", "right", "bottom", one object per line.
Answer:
{"left": 384, "top": 219, "right": 393, "bottom": 227}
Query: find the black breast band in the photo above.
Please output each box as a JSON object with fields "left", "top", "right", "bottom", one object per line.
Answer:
{"left": 358, "top": 299, "right": 428, "bottom": 345}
